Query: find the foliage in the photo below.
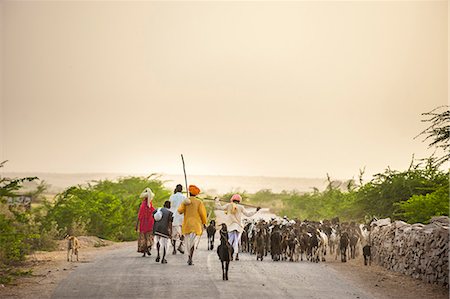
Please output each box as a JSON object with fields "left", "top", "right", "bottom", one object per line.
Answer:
{"left": 395, "top": 184, "right": 449, "bottom": 224}
{"left": 44, "top": 176, "right": 171, "bottom": 241}
{"left": 354, "top": 158, "right": 448, "bottom": 220}
{"left": 416, "top": 105, "right": 450, "bottom": 166}
{"left": 244, "top": 159, "right": 448, "bottom": 224}
{"left": 0, "top": 161, "right": 40, "bottom": 273}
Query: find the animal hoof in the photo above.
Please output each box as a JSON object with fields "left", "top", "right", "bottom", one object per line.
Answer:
{"left": 156, "top": 257, "right": 160, "bottom": 262}
{"left": 161, "top": 259, "right": 167, "bottom": 264}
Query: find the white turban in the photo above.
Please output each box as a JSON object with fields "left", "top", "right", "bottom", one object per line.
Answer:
{"left": 140, "top": 188, "right": 155, "bottom": 207}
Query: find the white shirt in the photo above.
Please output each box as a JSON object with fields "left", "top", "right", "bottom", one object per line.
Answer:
{"left": 169, "top": 192, "right": 186, "bottom": 226}
{"left": 215, "top": 201, "right": 258, "bottom": 233}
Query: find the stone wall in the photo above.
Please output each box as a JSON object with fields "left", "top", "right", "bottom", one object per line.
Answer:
{"left": 370, "top": 216, "right": 449, "bottom": 286}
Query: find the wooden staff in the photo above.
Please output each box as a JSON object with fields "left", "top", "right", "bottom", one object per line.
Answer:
{"left": 196, "top": 209, "right": 212, "bottom": 249}
{"left": 181, "top": 154, "right": 189, "bottom": 197}
{"left": 199, "top": 197, "right": 261, "bottom": 209}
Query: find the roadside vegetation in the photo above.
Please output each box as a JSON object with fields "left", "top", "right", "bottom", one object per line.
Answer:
{"left": 244, "top": 158, "right": 448, "bottom": 223}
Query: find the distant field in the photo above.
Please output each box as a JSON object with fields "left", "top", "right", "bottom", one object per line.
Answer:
{"left": 2, "top": 172, "right": 331, "bottom": 195}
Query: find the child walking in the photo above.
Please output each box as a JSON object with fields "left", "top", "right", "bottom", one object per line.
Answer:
{"left": 153, "top": 201, "right": 174, "bottom": 264}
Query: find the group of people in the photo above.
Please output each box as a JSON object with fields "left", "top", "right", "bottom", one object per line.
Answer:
{"left": 135, "top": 184, "right": 207, "bottom": 265}
{"left": 135, "top": 183, "right": 260, "bottom": 265}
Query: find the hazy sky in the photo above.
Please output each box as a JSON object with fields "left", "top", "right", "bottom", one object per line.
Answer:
{"left": 0, "top": 1, "right": 448, "bottom": 179}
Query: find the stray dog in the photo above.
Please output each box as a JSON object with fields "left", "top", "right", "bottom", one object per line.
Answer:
{"left": 217, "top": 223, "right": 233, "bottom": 281}
{"left": 207, "top": 220, "right": 216, "bottom": 250}
{"left": 65, "top": 235, "right": 80, "bottom": 262}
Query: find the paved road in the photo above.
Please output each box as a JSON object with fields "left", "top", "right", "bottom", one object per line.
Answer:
{"left": 52, "top": 234, "right": 374, "bottom": 299}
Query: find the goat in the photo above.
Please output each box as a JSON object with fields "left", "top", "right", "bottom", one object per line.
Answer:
{"left": 363, "top": 245, "right": 372, "bottom": 266}
{"left": 207, "top": 220, "right": 216, "bottom": 250}
{"left": 217, "top": 223, "right": 233, "bottom": 281}
{"left": 339, "top": 232, "right": 350, "bottom": 262}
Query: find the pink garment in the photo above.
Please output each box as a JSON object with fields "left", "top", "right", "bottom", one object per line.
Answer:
{"left": 230, "top": 194, "right": 242, "bottom": 203}
{"left": 138, "top": 199, "right": 155, "bottom": 233}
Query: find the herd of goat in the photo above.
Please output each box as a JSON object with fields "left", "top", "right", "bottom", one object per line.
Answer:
{"left": 209, "top": 217, "right": 373, "bottom": 265}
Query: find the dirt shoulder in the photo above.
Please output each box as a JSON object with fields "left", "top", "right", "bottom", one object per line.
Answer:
{"left": 0, "top": 237, "right": 133, "bottom": 299}
{"left": 327, "top": 257, "right": 448, "bottom": 299}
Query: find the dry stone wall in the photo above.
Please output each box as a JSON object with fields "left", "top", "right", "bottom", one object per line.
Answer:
{"left": 370, "top": 216, "right": 449, "bottom": 286}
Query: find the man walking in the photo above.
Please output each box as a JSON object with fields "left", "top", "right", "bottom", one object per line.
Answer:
{"left": 177, "top": 185, "right": 207, "bottom": 265}
{"left": 153, "top": 201, "right": 173, "bottom": 264}
{"left": 169, "top": 184, "right": 186, "bottom": 254}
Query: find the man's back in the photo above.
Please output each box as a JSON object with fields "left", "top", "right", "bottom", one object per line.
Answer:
{"left": 169, "top": 192, "right": 185, "bottom": 226}
{"left": 178, "top": 197, "right": 207, "bottom": 235}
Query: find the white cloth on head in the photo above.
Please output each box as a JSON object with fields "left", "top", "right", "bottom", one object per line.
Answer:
{"left": 185, "top": 233, "right": 199, "bottom": 252}
{"left": 155, "top": 235, "right": 168, "bottom": 253}
{"left": 140, "top": 188, "right": 155, "bottom": 207}
{"left": 169, "top": 192, "right": 186, "bottom": 226}
{"left": 228, "top": 230, "right": 242, "bottom": 254}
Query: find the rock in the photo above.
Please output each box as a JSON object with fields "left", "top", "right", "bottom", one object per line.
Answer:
{"left": 430, "top": 216, "right": 449, "bottom": 226}
{"left": 371, "top": 218, "right": 391, "bottom": 227}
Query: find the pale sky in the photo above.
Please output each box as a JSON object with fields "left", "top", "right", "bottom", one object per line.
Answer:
{"left": 0, "top": 1, "right": 448, "bottom": 179}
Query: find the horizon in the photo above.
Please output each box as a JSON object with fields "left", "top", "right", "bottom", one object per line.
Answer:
{"left": 1, "top": 1, "right": 447, "bottom": 180}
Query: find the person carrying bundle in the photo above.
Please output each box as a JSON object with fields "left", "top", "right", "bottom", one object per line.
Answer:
{"left": 215, "top": 194, "right": 260, "bottom": 261}
{"left": 153, "top": 200, "right": 173, "bottom": 264}
{"left": 135, "top": 188, "right": 155, "bottom": 257}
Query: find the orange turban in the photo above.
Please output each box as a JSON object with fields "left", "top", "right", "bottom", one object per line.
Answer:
{"left": 188, "top": 185, "right": 201, "bottom": 196}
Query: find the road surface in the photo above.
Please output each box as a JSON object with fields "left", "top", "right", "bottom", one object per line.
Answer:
{"left": 52, "top": 234, "right": 374, "bottom": 299}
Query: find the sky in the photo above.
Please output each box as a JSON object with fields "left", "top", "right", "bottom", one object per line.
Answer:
{"left": 0, "top": 1, "right": 448, "bottom": 180}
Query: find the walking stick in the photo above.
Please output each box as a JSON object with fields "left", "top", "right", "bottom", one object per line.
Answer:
{"left": 196, "top": 209, "right": 212, "bottom": 249}
{"left": 181, "top": 154, "right": 189, "bottom": 198}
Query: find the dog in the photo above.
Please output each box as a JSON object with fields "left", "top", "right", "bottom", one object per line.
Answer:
{"left": 65, "top": 235, "right": 80, "bottom": 262}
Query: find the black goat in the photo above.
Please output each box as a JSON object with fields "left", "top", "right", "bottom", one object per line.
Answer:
{"left": 340, "top": 232, "right": 350, "bottom": 262}
{"left": 207, "top": 220, "right": 216, "bottom": 250}
{"left": 363, "top": 245, "right": 372, "bottom": 266}
{"left": 217, "top": 223, "right": 233, "bottom": 281}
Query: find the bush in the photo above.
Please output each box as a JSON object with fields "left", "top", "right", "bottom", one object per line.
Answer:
{"left": 395, "top": 184, "right": 449, "bottom": 224}
{"left": 44, "top": 176, "right": 171, "bottom": 241}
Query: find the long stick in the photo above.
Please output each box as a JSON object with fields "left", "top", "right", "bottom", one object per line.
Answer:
{"left": 196, "top": 209, "right": 212, "bottom": 249}
{"left": 181, "top": 154, "right": 189, "bottom": 197}
{"left": 199, "top": 197, "right": 260, "bottom": 209}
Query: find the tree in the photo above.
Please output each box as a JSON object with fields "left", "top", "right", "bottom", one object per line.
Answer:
{"left": 416, "top": 106, "right": 450, "bottom": 166}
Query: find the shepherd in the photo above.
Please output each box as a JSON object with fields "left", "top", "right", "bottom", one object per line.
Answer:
{"left": 169, "top": 184, "right": 186, "bottom": 254}
{"left": 215, "top": 194, "right": 260, "bottom": 261}
{"left": 177, "top": 184, "right": 207, "bottom": 265}
{"left": 153, "top": 200, "right": 173, "bottom": 264}
{"left": 135, "top": 188, "right": 155, "bottom": 257}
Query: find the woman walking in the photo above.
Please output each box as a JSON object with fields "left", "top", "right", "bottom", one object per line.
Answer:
{"left": 215, "top": 194, "right": 260, "bottom": 261}
{"left": 136, "top": 188, "right": 155, "bottom": 257}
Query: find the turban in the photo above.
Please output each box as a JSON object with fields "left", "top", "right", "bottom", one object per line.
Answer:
{"left": 230, "top": 194, "right": 242, "bottom": 214}
{"left": 188, "top": 185, "right": 201, "bottom": 196}
{"left": 230, "top": 194, "right": 242, "bottom": 203}
{"left": 140, "top": 188, "right": 155, "bottom": 207}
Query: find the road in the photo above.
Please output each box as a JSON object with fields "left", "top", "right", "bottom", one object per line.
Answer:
{"left": 52, "top": 234, "right": 374, "bottom": 299}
